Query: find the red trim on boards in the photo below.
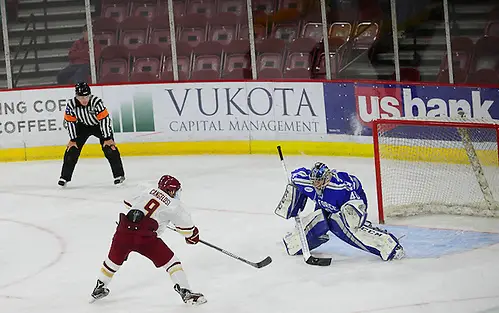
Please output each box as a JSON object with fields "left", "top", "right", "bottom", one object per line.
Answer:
{"left": 1, "top": 78, "right": 498, "bottom": 93}
{"left": 373, "top": 118, "right": 499, "bottom": 129}
{"left": 0, "top": 84, "right": 74, "bottom": 93}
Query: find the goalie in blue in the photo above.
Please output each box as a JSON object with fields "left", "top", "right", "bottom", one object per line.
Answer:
{"left": 275, "top": 162, "right": 405, "bottom": 261}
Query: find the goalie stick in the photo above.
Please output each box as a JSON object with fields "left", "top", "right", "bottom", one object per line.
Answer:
{"left": 166, "top": 225, "right": 272, "bottom": 269}
{"left": 276, "top": 146, "right": 332, "bottom": 266}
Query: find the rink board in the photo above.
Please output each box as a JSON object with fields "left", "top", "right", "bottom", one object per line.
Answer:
{"left": 4, "top": 140, "right": 497, "bottom": 165}
{"left": 0, "top": 140, "right": 374, "bottom": 162}
{"left": 1, "top": 80, "right": 498, "bottom": 162}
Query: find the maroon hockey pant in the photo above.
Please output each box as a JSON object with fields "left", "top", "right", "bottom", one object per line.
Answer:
{"left": 107, "top": 214, "right": 174, "bottom": 267}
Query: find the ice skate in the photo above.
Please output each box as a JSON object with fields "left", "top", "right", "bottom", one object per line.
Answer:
{"left": 58, "top": 178, "right": 67, "bottom": 187}
{"left": 114, "top": 176, "right": 125, "bottom": 185}
{"left": 392, "top": 245, "right": 405, "bottom": 260}
{"left": 89, "top": 280, "right": 109, "bottom": 303}
{"left": 174, "top": 284, "right": 207, "bottom": 306}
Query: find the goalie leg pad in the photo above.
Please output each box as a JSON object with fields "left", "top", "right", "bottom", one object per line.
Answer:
{"left": 275, "top": 184, "right": 308, "bottom": 219}
{"left": 283, "top": 209, "right": 329, "bottom": 256}
{"left": 328, "top": 214, "right": 404, "bottom": 261}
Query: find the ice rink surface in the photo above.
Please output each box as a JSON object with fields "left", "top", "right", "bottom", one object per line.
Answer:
{"left": 1, "top": 154, "right": 499, "bottom": 313}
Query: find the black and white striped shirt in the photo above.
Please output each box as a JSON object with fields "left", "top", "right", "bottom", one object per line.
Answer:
{"left": 64, "top": 95, "right": 113, "bottom": 140}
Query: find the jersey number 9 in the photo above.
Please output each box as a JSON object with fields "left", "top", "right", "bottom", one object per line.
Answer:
{"left": 144, "top": 199, "right": 160, "bottom": 217}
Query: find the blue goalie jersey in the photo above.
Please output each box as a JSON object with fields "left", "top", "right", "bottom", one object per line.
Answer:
{"left": 281, "top": 164, "right": 404, "bottom": 261}
{"left": 290, "top": 167, "right": 368, "bottom": 215}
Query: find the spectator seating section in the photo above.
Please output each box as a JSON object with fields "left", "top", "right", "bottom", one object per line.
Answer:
{"left": 434, "top": 6, "right": 499, "bottom": 84}
{"left": 6, "top": 0, "right": 19, "bottom": 21}
{"left": 7, "top": 0, "right": 497, "bottom": 85}
{"left": 390, "top": 67, "right": 421, "bottom": 82}
{"left": 436, "top": 68, "right": 467, "bottom": 84}
{"left": 94, "top": 0, "right": 386, "bottom": 82}
{"left": 434, "top": 35, "right": 499, "bottom": 84}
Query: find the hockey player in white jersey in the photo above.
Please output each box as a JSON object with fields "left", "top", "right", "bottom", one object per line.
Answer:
{"left": 276, "top": 162, "right": 405, "bottom": 261}
{"left": 90, "top": 175, "right": 207, "bottom": 305}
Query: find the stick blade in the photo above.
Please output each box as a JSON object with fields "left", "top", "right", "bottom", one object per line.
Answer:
{"left": 305, "top": 256, "right": 332, "bottom": 266}
{"left": 256, "top": 256, "right": 272, "bottom": 268}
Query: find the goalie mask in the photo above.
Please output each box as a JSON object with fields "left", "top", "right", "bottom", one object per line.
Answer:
{"left": 310, "top": 162, "right": 334, "bottom": 193}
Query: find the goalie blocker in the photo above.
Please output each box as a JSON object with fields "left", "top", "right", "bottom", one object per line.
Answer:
{"left": 275, "top": 163, "right": 405, "bottom": 261}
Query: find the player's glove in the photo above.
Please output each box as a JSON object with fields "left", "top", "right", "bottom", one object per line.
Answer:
{"left": 185, "top": 227, "right": 199, "bottom": 245}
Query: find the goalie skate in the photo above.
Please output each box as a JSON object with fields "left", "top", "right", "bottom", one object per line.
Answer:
{"left": 392, "top": 245, "right": 405, "bottom": 260}
{"left": 174, "top": 284, "right": 207, "bottom": 306}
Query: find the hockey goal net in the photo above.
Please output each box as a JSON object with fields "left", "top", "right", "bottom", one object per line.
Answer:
{"left": 373, "top": 117, "right": 499, "bottom": 224}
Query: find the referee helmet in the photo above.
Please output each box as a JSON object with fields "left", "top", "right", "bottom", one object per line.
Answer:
{"left": 75, "top": 82, "right": 91, "bottom": 96}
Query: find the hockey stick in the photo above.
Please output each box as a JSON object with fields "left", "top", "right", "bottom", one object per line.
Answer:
{"left": 276, "top": 146, "right": 332, "bottom": 266}
{"left": 166, "top": 225, "right": 272, "bottom": 269}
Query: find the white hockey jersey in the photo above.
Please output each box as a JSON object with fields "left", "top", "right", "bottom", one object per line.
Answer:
{"left": 124, "top": 186, "right": 195, "bottom": 237}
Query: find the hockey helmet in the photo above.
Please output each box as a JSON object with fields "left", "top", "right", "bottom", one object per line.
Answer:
{"left": 310, "top": 162, "right": 333, "bottom": 191}
{"left": 75, "top": 82, "right": 91, "bottom": 96}
{"left": 158, "top": 175, "right": 181, "bottom": 194}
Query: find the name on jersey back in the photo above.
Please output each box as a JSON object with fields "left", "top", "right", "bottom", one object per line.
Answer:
{"left": 150, "top": 189, "right": 171, "bottom": 206}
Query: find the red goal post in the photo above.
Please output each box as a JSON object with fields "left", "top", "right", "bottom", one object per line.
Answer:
{"left": 372, "top": 117, "right": 499, "bottom": 224}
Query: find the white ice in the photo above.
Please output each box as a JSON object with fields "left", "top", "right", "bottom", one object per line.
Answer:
{"left": 1, "top": 155, "right": 498, "bottom": 313}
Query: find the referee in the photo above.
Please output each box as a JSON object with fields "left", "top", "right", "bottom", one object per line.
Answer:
{"left": 58, "top": 82, "right": 125, "bottom": 186}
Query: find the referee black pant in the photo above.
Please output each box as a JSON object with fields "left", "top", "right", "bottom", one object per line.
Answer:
{"left": 60, "top": 123, "right": 125, "bottom": 181}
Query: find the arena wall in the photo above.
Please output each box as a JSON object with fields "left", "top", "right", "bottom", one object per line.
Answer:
{"left": 0, "top": 80, "right": 497, "bottom": 162}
